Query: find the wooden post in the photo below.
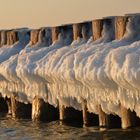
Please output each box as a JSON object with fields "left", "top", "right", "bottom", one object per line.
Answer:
{"left": 82, "top": 99, "right": 88, "bottom": 127}
{"left": 0, "top": 31, "right": 1, "bottom": 47}
{"left": 59, "top": 101, "right": 66, "bottom": 121}
{"left": 115, "top": 16, "right": 133, "bottom": 129}
{"left": 38, "top": 28, "right": 46, "bottom": 42}
{"left": 121, "top": 106, "right": 132, "bottom": 129}
{"left": 1, "top": 31, "right": 7, "bottom": 46}
{"left": 11, "top": 95, "right": 18, "bottom": 118}
{"left": 32, "top": 96, "right": 48, "bottom": 121}
{"left": 98, "top": 105, "right": 108, "bottom": 128}
{"left": 73, "top": 22, "right": 92, "bottom": 41}
{"left": 115, "top": 16, "right": 128, "bottom": 40}
{"left": 92, "top": 19, "right": 103, "bottom": 41}
{"left": 7, "top": 31, "right": 18, "bottom": 45}
{"left": 30, "top": 29, "right": 40, "bottom": 45}
{"left": 73, "top": 23, "right": 82, "bottom": 40}
{"left": 10, "top": 31, "right": 18, "bottom": 45}
{"left": 11, "top": 95, "right": 31, "bottom": 119}
{"left": 51, "top": 27, "right": 59, "bottom": 43}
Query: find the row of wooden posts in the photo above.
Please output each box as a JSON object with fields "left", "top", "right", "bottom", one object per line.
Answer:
{"left": 0, "top": 15, "right": 139, "bottom": 129}
{"left": 0, "top": 16, "right": 127, "bottom": 46}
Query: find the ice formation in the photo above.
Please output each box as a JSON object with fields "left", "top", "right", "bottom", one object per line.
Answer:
{"left": 0, "top": 16, "right": 140, "bottom": 117}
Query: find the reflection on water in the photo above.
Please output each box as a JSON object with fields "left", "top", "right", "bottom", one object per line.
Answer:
{"left": 0, "top": 113, "right": 140, "bottom": 140}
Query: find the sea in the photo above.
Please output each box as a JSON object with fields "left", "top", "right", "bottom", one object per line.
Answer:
{"left": 0, "top": 113, "right": 140, "bottom": 140}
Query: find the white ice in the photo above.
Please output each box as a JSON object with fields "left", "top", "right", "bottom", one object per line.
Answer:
{"left": 0, "top": 16, "right": 140, "bottom": 117}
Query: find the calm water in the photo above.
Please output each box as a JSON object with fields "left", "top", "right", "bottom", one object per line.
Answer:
{"left": 0, "top": 114, "right": 140, "bottom": 140}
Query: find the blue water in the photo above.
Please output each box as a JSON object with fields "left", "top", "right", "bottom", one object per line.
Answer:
{"left": 0, "top": 114, "right": 140, "bottom": 140}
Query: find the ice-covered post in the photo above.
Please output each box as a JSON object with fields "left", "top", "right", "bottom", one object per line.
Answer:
{"left": 73, "top": 23, "right": 82, "bottom": 40}
{"left": 72, "top": 22, "right": 92, "bottom": 40}
{"left": 11, "top": 95, "right": 19, "bottom": 118}
{"left": 98, "top": 105, "right": 108, "bottom": 128}
{"left": 92, "top": 19, "right": 103, "bottom": 41}
{"left": 7, "top": 30, "right": 18, "bottom": 45}
{"left": 51, "top": 27, "right": 60, "bottom": 43}
{"left": 115, "top": 16, "right": 133, "bottom": 129}
{"left": 30, "top": 27, "right": 52, "bottom": 47}
{"left": 54, "top": 25, "right": 73, "bottom": 122}
{"left": 115, "top": 16, "right": 128, "bottom": 40}
{"left": 6, "top": 31, "right": 10, "bottom": 45}
{"left": 81, "top": 22, "right": 92, "bottom": 40}
{"left": 30, "top": 29, "right": 40, "bottom": 45}
{"left": 120, "top": 106, "right": 132, "bottom": 129}
{"left": 59, "top": 101, "right": 66, "bottom": 122}
{"left": 1, "top": 30, "right": 7, "bottom": 46}
{"left": 0, "top": 31, "right": 1, "bottom": 47}
{"left": 32, "top": 96, "right": 49, "bottom": 121}
{"left": 52, "top": 24, "right": 73, "bottom": 46}
{"left": 82, "top": 99, "right": 88, "bottom": 127}
{"left": 10, "top": 31, "right": 18, "bottom": 45}
{"left": 38, "top": 28, "right": 47, "bottom": 43}
{"left": 10, "top": 95, "right": 31, "bottom": 119}
{"left": 73, "top": 23, "right": 93, "bottom": 126}
{"left": 92, "top": 18, "right": 110, "bottom": 127}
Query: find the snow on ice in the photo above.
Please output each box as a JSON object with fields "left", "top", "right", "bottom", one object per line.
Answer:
{"left": 0, "top": 16, "right": 140, "bottom": 117}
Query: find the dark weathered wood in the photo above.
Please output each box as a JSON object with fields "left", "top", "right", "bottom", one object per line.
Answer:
{"left": 51, "top": 27, "right": 60, "bottom": 43}
{"left": 38, "top": 28, "right": 46, "bottom": 42}
{"left": 32, "top": 97, "right": 48, "bottom": 121}
{"left": 98, "top": 105, "right": 109, "bottom": 128}
{"left": 73, "top": 24, "right": 82, "bottom": 40}
{"left": 120, "top": 106, "right": 132, "bottom": 129}
{"left": 82, "top": 99, "right": 88, "bottom": 126}
{"left": 92, "top": 19, "right": 103, "bottom": 41}
{"left": 59, "top": 101, "right": 66, "bottom": 121}
{"left": 30, "top": 29, "right": 40, "bottom": 45}
{"left": 7, "top": 31, "right": 18, "bottom": 45}
{"left": 114, "top": 16, "right": 134, "bottom": 129}
{"left": 1, "top": 31, "right": 7, "bottom": 46}
{"left": 115, "top": 16, "right": 128, "bottom": 40}
{"left": 0, "top": 31, "right": 1, "bottom": 47}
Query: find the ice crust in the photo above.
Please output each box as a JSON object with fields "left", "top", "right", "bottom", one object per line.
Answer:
{"left": 0, "top": 16, "right": 140, "bottom": 116}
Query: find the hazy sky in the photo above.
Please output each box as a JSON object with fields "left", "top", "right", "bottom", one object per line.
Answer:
{"left": 0, "top": 0, "right": 140, "bottom": 29}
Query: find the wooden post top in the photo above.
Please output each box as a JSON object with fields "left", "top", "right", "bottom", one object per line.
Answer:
{"left": 73, "top": 22, "right": 92, "bottom": 40}
{"left": 6, "top": 30, "right": 18, "bottom": 45}
{"left": 92, "top": 19, "right": 104, "bottom": 41}
{"left": 30, "top": 29, "right": 40, "bottom": 45}
{"left": 115, "top": 16, "right": 128, "bottom": 40}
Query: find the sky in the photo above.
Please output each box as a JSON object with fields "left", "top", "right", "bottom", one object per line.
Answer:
{"left": 0, "top": 0, "right": 140, "bottom": 29}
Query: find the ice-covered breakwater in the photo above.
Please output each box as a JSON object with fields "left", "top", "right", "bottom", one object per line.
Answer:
{"left": 0, "top": 14, "right": 140, "bottom": 129}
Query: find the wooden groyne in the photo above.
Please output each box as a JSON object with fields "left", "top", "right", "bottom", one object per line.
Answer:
{"left": 0, "top": 13, "right": 140, "bottom": 129}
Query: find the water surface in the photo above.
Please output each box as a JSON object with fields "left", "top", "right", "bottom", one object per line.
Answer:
{"left": 0, "top": 114, "right": 140, "bottom": 140}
